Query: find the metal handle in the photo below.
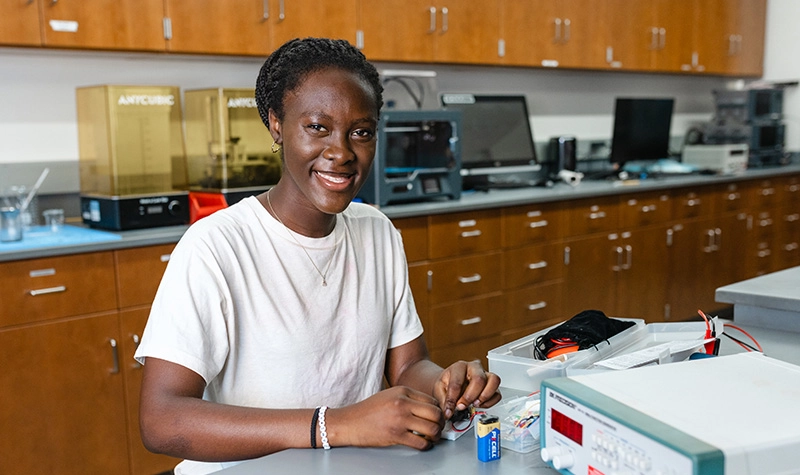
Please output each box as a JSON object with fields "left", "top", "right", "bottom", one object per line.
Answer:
{"left": 757, "top": 249, "right": 772, "bottom": 258}
{"left": 528, "top": 260, "right": 548, "bottom": 270}
{"left": 686, "top": 198, "right": 701, "bottom": 207}
{"left": 428, "top": 7, "right": 437, "bottom": 33}
{"left": 554, "top": 18, "right": 562, "bottom": 43}
{"left": 728, "top": 35, "right": 737, "bottom": 55}
{"left": 761, "top": 187, "right": 775, "bottom": 196}
{"left": 759, "top": 218, "right": 773, "bottom": 227}
{"left": 613, "top": 246, "right": 623, "bottom": 272}
{"left": 714, "top": 228, "right": 722, "bottom": 252}
{"left": 460, "top": 230, "right": 482, "bottom": 238}
{"left": 562, "top": 18, "right": 570, "bottom": 42}
{"left": 786, "top": 213, "right": 800, "bottom": 223}
{"left": 727, "top": 192, "right": 741, "bottom": 201}
{"left": 528, "top": 301, "right": 547, "bottom": 311}
{"left": 457, "top": 274, "right": 482, "bottom": 284}
{"left": 458, "top": 219, "right": 477, "bottom": 227}
{"left": 788, "top": 184, "right": 800, "bottom": 193}
{"left": 606, "top": 46, "right": 614, "bottom": 64}
{"left": 650, "top": 28, "right": 659, "bottom": 50}
{"left": 666, "top": 228, "right": 673, "bottom": 247}
{"left": 440, "top": 7, "right": 448, "bottom": 33}
{"left": 109, "top": 339, "right": 120, "bottom": 374}
{"left": 460, "top": 316, "right": 482, "bottom": 326}
{"left": 641, "top": 205, "right": 656, "bottom": 213}
{"left": 785, "top": 243, "right": 799, "bottom": 252}
{"left": 29, "top": 285, "right": 66, "bottom": 296}
{"left": 278, "top": 0, "right": 285, "bottom": 21}
{"left": 622, "top": 245, "right": 632, "bottom": 270}
{"left": 703, "top": 229, "right": 715, "bottom": 253}
{"left": 589, "top": 211, "right": 606, "bottom": 220}
{"left": 659, "top": 28, "right": 666, "bottom": 49}
{"left": 131, "top": 335, "right": 142, "bottom": 368}
{"left": 564, "top": 246, "right": 571, "bottom": 265}
{"left": 529, "top": 220, "right": 548, "bottom": 228}
{"left": 427, "top": 270, "right": 433, "bottom": 292}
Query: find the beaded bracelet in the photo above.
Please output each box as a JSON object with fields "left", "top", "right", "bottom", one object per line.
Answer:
{"left": 318, "top": 405, "right": 331, "bottom": 450}
{"left": 310, "top": 407, "right": 321, "bottom": 449}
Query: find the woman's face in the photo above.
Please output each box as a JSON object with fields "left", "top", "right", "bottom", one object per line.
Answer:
{"left": 269, "top": 67, "right": 379, "bottom": 217}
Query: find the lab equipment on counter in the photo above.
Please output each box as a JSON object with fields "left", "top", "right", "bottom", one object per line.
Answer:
{"left": 540, "top": 352, "right": 800, "bottom": 474}
{"left": 183, "top": 88, "right": 281, "bottom": 216}
{"left": 357, "top": 109, "right": 461, "bottom": 206}
{"left": 0, "top": 207, "right": 23, "bottom": 242}
{"left": 77, "top": 85, "right": 190, "bottom": 230}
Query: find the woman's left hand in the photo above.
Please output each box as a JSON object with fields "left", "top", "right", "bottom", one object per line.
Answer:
{"left": 433, "top": 360, "right": 502, "bottom": 420}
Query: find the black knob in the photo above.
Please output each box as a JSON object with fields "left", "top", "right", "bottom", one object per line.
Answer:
{"left": 168, "top": 200, "right": 182, "bottom": 216}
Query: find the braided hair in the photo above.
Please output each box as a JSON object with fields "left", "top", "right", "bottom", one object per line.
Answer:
{"left": 255, "top": 37, "right": 383, "bottom": 131}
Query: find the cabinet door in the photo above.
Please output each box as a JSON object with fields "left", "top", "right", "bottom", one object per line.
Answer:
{"left": 393, "top": 216, "right": 429, "bottom": 263}
{"left": 270, "top": 0, "right": 358, "bottom": 48}
{"left": 0, "top": 0, "right": 41, "bottom": 46}
{"left": 165, "top": 0, "right": 271, "bottom": 55}
{"left": 358, "top": 0, "right": 436, "bottom": 62}
{"left": 615, "top": 226, "right": 671, "bottom": 322}
{"left": 433, "top": 0, "right": 500, "bottom": 64}
{"left": 621, "top": 0, "right": 694, "bottom": 73}
{"left": 120, "top": 308, "right": 181, "bottom": 475}
{"left": 562, "top": 233, "right": 618, "bottom": 318}
{"left": 115, "top": 244, "right": 174, "bottom": 309}
{"left": 726, "top": 0, "right": 767, "bottom": 76}
{"left": 40, "top": 0, "right": 165, "bottom": 50}
{"left": 500, "top": 0, "right": 601, "bottom": 69}
{"left": 595, "top": 0, "right": 652, "bottom": 71}
{"left": 0, "top": 313, "right": 129, "bottom": 475}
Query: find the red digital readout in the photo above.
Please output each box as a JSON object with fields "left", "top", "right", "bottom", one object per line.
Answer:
{"left": 551, "top": 409, "right": 583, "bottom": 445}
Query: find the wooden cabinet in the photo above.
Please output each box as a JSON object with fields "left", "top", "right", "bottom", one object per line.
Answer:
{"left": 777, "top": 175, "right": 800, "bottom": 269}
{"left": 115, "top": 244, "right": 174, "bottom": 308}
{"left": 40, "top": 0, "right": 165, "bottom": 51}
{"left": 0, "top": 0, "right": 42, "bottom": 46}
{"left": 359, "top": 0, "right": 500, "bottom": 65}
{"left": 500, "top": 0, "right": 603, "bottom": 69}
{"left": 165, "top": 0, "right": 358, "bottom": 56}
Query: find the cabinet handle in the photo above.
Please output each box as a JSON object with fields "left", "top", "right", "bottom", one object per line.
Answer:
{"left": 278, "top": 0, "right": 285, "bottom": 21}
{"left": 460, "top": 316, "right": 482, "bottom": 326}
{"left": 714, "top": 228, "right": 721, "bottom": 251}
{"left": 29, "top": 285, "right": 66, "bottom": 296}
{"left": 528, "top": 219, "right": 548, "bottom": 228}
{"left": 666, "top": 228, "right": 673, "bottom": 247}
{"left": 650, "top": 27, "right": 659, "bottom": 50}
{"left": 109, "top": 338, "right": 120, "bottom": 374}
{"left": 458, "top": 219, "right": 477, "bottom": 227}
{"left": 703, "top": 229, "right": 715, "bottom": 253}
{"left": 440, "top": 7, "right": 448, "bottom": 33}
{"left": 788, "top": 184, "right": 800, "bottom": 193}
{"left": 612, "top": 246, "right": 623, "bottom": 272}
{"left": 428, "top": 7, "right": 437, "bottom": 33}
{"left": 659, "top": 28, "right": 666, "bottom": 49}
{"left": 553, "top": 18, "right": 562, "bottom": 43}
{"left": 786, "top": 214, "right": 800, "bottom": 223}
{"left": 460, "top": 230, "right": 482, "bottom": 238}
{"left": 427, "top": 270, "right": 433, "bottom": 292}
{"left": 160, "top": 253, "right": 171, "bottom": 262}
{"left": 736, "top": 35, "right": 743, "bottom": 54}
{"left": 457, "top": 274, "right": 482, "bottom": 284}
{"left": 785, "top": 243, "right": 799, "bottom": 252}
{"left": 528, "top": 301, "right": 547, "bottom": 311}
{"left": 622, "top": 245, "right": 632, "bottom": 270}
{"left": 562, "top": 18, "right": 570, "bottom": 43}
{"left": 759, "top": 218, "right": 773, "bottom": 227}
{"left": 727, "top": 192, "right": 741, "bottom": 201}
{"left": 761, "top": 187, "right": 775, "bottom": 196}
{"left": 589, "top": 211, "right": 606, "bottom": 220}
{"left": 728, "top": 35, "right": 737, "bottom": 56}
{"left": 261, "top": 0, "right": 269, "bottom": 20}
{"left": 564, "top": 246, "right": 570, "bottom": 265}
{"left": 528, "top": 260, "right": 548, "bottom": 270}
{"left": 606, "top": 46, "right": 614, "bottom": 64}
{"left": 757, "top": 249, "right": 771, "bottom": 258}
{"left": 132, "top": 334, "right": 142, "bottom": 369}
{"left": 641, "top": 205, "right": 656, "bottom": 213}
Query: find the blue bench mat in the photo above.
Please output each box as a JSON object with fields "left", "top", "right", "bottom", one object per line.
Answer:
{"left": 0, "top": 225, "right": 121, "bottom": 252}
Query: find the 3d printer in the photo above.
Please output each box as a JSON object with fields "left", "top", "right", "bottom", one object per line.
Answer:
{"left": 77, "top": 85, "right": 190, "bottom": 230}
{"left": 183, "top": 88, "right": 281, "bottom": 220}
{"left": 358, "top": 109, "right": 461, "bottom": 206}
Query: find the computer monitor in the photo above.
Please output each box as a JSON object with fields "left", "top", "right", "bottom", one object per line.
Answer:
{"left": 440, "top": 94, "right": 539, "bottom": 186}
{"left": 610, "top": 98, "right": 675, "bottom": 166}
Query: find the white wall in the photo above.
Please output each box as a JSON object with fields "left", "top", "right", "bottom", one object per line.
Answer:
{"left": 763, "top": 0, "right": 800, "bottom": 151}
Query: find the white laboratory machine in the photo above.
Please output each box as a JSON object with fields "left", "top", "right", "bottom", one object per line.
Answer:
{"left": 540, "top": 353, "right": 800, "bottom": 474}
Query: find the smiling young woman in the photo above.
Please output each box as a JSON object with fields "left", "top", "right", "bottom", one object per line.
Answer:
{"left": 134, "top": 38, "right": 501, "bottom": 475}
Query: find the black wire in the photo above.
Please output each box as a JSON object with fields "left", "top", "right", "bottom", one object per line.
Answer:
{"left": 382, "top": 77, "right": 424, "bottom": 109}
{"left": 722, "top": 332, "right": 761, "bottom": 353}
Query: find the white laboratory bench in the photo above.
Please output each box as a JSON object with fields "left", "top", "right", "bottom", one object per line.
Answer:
{"left": 716, "top": 266, "right": 800, "bottom": 333}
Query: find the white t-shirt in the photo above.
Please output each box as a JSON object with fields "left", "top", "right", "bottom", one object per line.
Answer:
{"left": 135, "top": 196, "right": 423, "bottom": 474}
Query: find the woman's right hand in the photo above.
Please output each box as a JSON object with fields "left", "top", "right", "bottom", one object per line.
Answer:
{"left": 325, "top": 386, "right": 444, "bottom": 450}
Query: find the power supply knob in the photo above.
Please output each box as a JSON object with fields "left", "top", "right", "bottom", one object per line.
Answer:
{"left": 167, "top": 200, "right": 182, "bottom": 216}
{"left": 553, "top": 452, "right": 575, "bottom": 470}
{"left": 541, "top": 446, "right": 566, "bottom": 462}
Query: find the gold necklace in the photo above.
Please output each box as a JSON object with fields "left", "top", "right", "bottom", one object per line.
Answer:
{"left": 266, "top": 190, "right": 333, "bottom": 286}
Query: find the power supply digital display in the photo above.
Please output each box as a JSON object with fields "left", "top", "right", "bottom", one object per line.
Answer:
{"left": 552, "top": 409, "right": 583, "bottom": 445}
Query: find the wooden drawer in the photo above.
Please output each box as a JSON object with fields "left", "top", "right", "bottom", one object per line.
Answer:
{"left": 504, "top": 281, "right": 564, "bottom": 330}
{"left": 502, "top": 242, "right": 562, "bottom": 290}
{"left": 0, "top": 252, "right": 117, "bottom": 327}
{"left": 779, "top": 174, "right": 800, "bottom": 207}
{"left": 428, "top": 252, "right": 502, "bottom": 305}
{"left": 115, "top": 244, "right": 174, "bottom": 308}
{"left": 748, "top": 178, "right": 781, "bottom": 210}
{"left": 564, "top": 196, "right": 619, "bottom": 237}
{"left": 502, "top": 202, "right": 563, "bottom": 248}
{"left": 428, "top": 293, "right": 505, "bottom": 349}
{"left": 619, "top": 192, "right": 671, "bottom": 228}
{"left": 716, "top": 182, "right": 749, "bottom": 213}
{"left": 428, "top": 334, "right": 506, "bottom": 369}
{"left": 392, "top": 216, "right": 428, "bottom": 263}
{"left": 672, "top": 187, "right": 714, "bottom": 220}
{"left": 429, "top": 210, "right": 501, "bottom": 260}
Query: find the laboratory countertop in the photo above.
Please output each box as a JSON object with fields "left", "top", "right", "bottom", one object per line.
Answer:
{"left": 716, "top": 266, "right": 800, "bottom": 332}
{"left": 215, "top": 322, "right": 799, "bottom": 475}
{"left": 1, "top": 164, "right": 799, "bottom": 263}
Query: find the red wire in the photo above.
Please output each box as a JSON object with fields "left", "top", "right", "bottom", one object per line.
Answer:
{"left": 697, "top": 309, "right": 711, "bottom": 333}
{"left": 724, "top": 323, "right": 764, "bottom": 352}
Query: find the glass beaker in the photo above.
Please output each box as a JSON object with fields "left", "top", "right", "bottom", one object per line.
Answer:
{"left": 0, "top": 207, "right": 23, "bottom": 242}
